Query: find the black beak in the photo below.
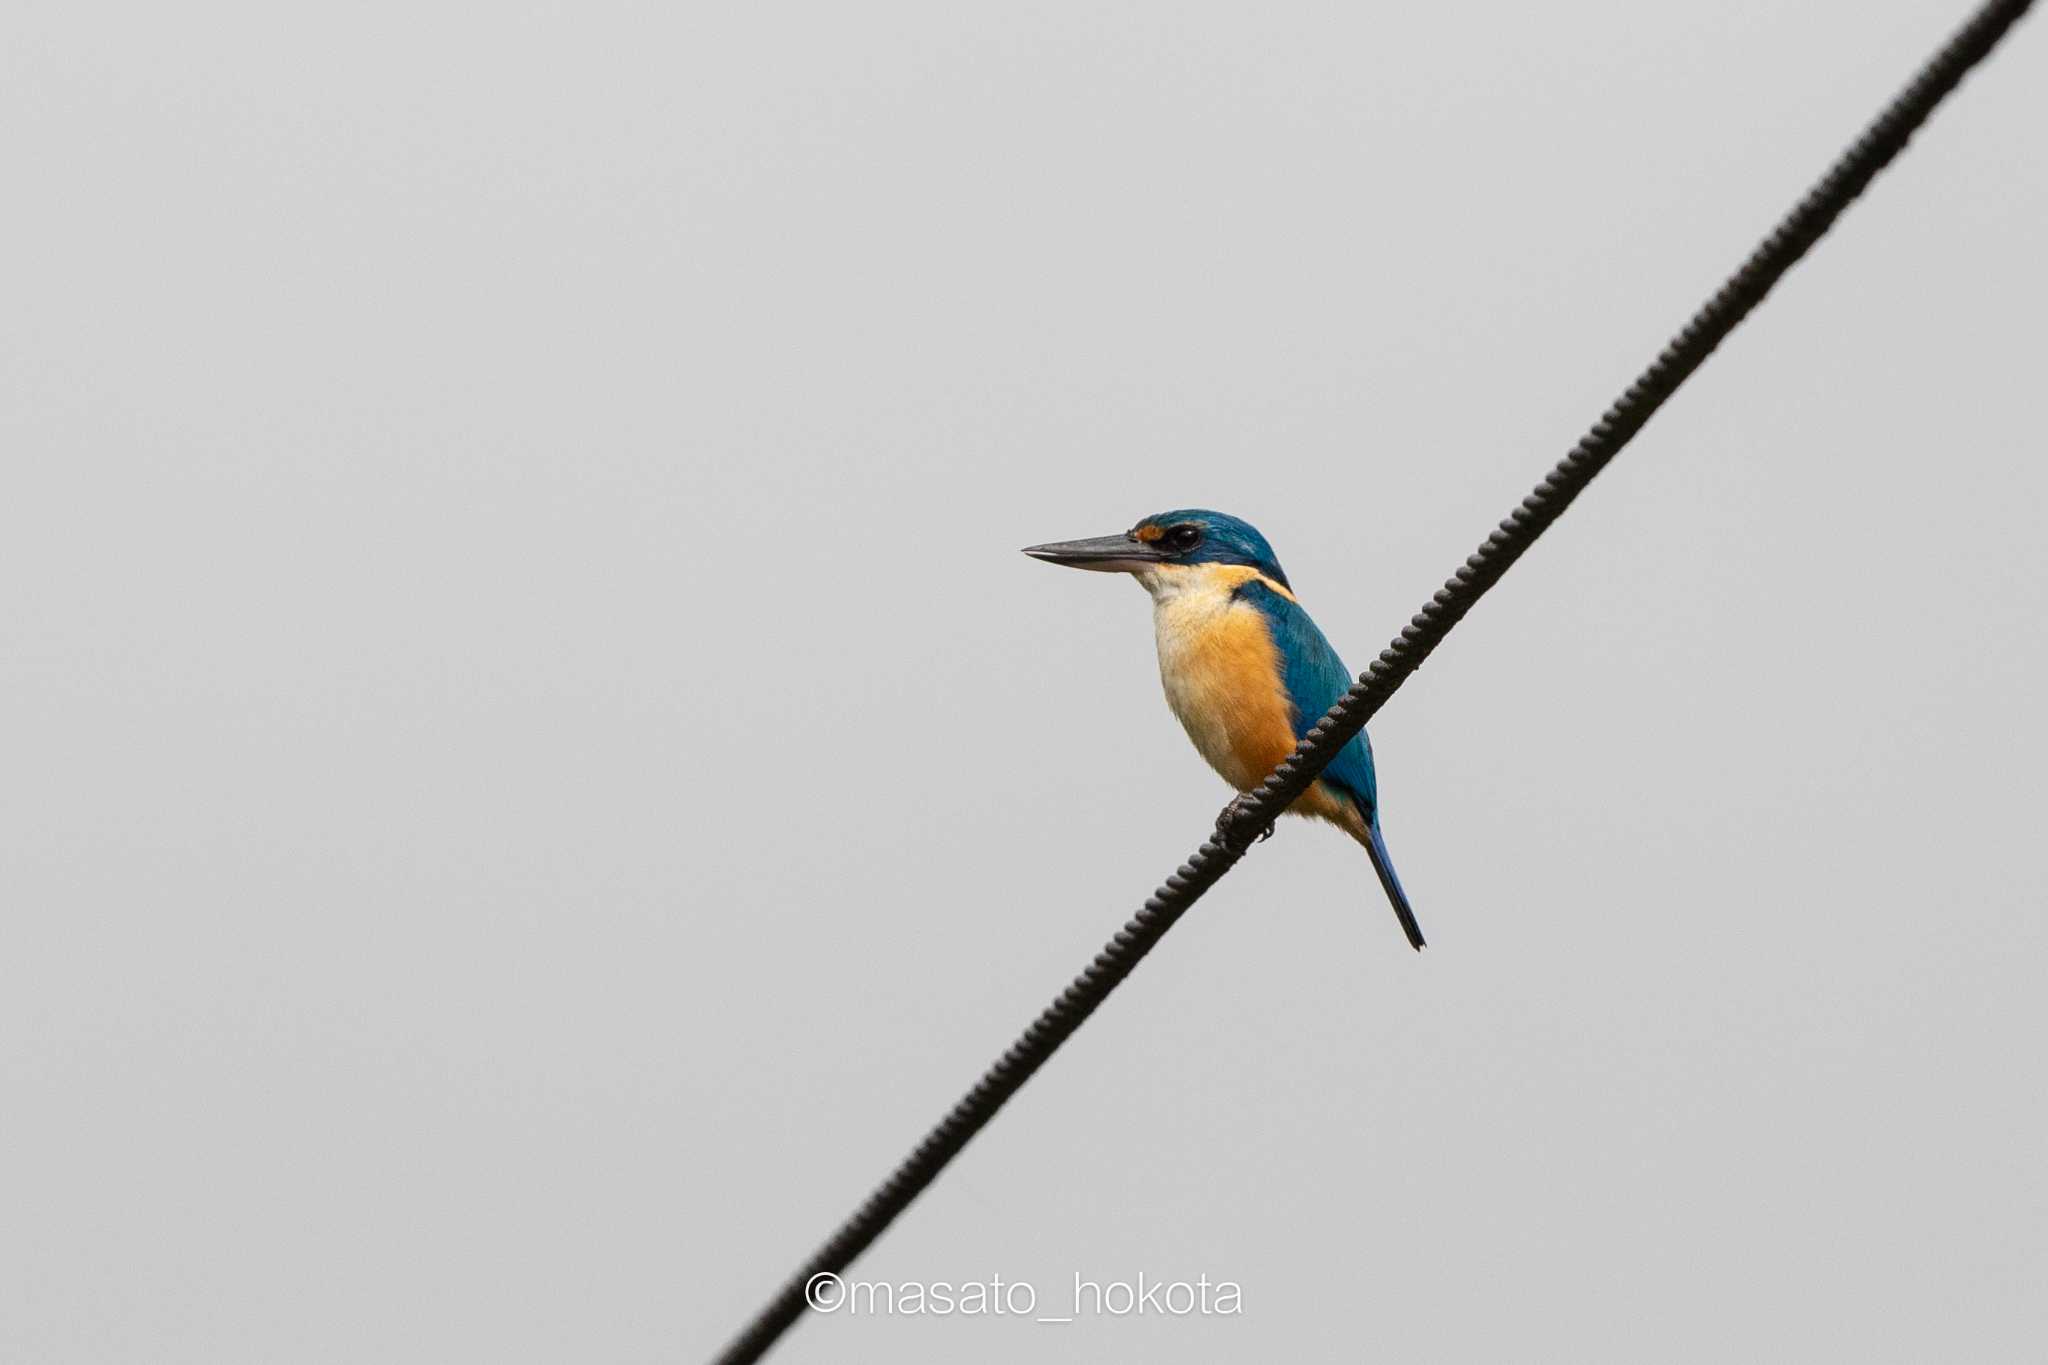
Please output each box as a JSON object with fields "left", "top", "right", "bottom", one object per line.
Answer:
{"left": 1021, "top": 532, "right": 1170, "bottom": 573}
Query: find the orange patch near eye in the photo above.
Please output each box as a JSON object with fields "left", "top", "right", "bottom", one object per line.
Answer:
{"left": 1134, "top": 524, "right": 1164, "bottom": 543}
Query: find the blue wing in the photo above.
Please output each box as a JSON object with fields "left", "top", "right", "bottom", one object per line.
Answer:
{"left": 1234, "top": 578, "right": 1379, "bottom": 822}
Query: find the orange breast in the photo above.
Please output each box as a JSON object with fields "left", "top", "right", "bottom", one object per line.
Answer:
{"left": 1153, "top": 568, "right": 1302, "bottom": 792}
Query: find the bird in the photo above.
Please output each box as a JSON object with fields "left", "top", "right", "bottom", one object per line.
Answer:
{"left": 1024, "top": 509, "right": 1424, "bottom": 951}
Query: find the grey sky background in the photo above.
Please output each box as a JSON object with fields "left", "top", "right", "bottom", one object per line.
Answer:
{"left": 4, "top": 3, "right": 2044, "bottom": 1362}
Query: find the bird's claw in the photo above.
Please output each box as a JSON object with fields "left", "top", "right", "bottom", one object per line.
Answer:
{"left": 1216, "top": 796, "right": 1277, "bottom": 851}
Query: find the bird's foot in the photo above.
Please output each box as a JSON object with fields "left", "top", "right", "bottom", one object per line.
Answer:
{"left": 1216, "top": 795, "right": 1277, "bottom": 851}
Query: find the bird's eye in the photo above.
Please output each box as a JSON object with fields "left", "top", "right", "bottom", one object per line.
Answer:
{"left": 1166, "top": 524, "right": 1203, "bottom": 552}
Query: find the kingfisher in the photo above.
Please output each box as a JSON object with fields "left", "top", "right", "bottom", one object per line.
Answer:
{"left": 1024, "top": 509, "right": 1424, "bottom": 951}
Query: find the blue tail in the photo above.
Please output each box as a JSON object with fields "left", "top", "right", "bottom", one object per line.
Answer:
{"left": 1362, "top": 818, "right": 1425, "bottom": 952}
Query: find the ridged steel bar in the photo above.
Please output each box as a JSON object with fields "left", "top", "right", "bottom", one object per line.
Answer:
{"left": 712, "top": 3, "right": 2035, "bottom": 1358}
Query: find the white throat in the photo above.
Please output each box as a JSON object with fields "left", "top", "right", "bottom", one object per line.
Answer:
{"left": 1133, "top": 563, "right": 1205, "bottom": 603}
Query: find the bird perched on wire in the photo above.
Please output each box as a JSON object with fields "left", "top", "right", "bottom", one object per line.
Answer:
{"left": 1025, "top": 509, "right": 1423, "bottom": 951}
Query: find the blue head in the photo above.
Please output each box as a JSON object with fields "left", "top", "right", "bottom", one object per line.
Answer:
{"left": 1023, "top": 509, "right": 1291, "bottom": 589}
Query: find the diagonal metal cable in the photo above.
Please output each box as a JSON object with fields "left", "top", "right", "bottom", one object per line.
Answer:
{"left": 712, "top": 1, "right": 2034, "bottom": 1358}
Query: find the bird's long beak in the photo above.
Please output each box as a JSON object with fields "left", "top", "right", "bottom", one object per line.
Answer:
{"left": 1021, "top": 532, "right": 1170, "bottom": 573}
